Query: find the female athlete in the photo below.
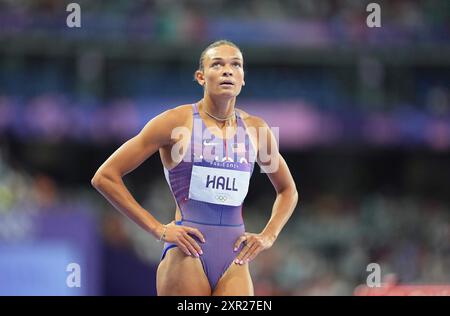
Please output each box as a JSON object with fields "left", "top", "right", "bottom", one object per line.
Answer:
{"left": 92, "top": 40, "right": 298, "bottom": 296}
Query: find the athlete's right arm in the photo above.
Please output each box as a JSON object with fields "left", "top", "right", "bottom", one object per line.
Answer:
{"left": 91, "top": 107, "right": 205, "bottom": 257}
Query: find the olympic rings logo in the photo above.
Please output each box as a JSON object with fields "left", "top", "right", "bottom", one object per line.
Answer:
{"left": 215, "top": 194, "right": 228, "bottom": 202}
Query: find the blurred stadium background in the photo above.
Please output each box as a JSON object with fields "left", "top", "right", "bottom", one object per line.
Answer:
{"left": 0, "top": 0, "right": 449, "bottom": 295}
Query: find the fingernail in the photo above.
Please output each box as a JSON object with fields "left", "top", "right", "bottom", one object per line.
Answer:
{"left": 199, "top": 250, "right": 203, "bottom": 255}
{"left": 202, "top": 239, "right": 205, "bottom": 243}
{"left": 234, "top": 247, "right": 237, "bottom": 252}
{"left": 239, "top": 260, "right": 243, "bottom": 265}
{"left": 235, "top": 259, "right": 239, "bottom": 264}
{"left": 195, "top": 253, "right": 199, "bottom": 258}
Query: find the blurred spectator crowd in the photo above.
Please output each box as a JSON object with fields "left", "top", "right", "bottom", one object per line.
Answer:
{"left": 0, "top": 0, "right": 448, "bottom": 44}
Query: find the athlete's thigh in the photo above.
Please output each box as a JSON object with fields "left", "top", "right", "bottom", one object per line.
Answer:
{"left": 212, "top": 262, "right": 254, "bottom": 296}
{"left": 157, "top": 247, "right": 211, "bottom": 296}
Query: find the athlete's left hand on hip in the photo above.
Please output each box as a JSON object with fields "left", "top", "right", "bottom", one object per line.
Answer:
{"left": 233, "top": 232, "right": 274, "bottom": 265}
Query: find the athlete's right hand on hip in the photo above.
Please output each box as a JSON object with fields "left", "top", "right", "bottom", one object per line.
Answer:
{"left": 163, "top": 221, "right": 205, "bottom": 258}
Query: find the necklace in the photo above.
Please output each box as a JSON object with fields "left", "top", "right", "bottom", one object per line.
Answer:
{"left": 202, "top": 103, "right": 235, "bottom": 126}
{"left": 204, "top": 108, "right": 235, "bottom": 122}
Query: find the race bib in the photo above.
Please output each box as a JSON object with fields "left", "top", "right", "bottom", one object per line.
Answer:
{"left": 188, "top": 165, "right": 250, "bottom": 206}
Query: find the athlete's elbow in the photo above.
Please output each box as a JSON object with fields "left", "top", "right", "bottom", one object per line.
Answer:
{"left": 286, "top": 184, "right": 299, "bottom": 207}
{"left": 293, "top": 189, "right": 299, "bottom": 206}
{"left": 277, "top": 185, "right": 299, "bottom": 206}
{"left": 92, "top": 168, "right": 122, "bottom": 191}
{"left": 91, "top": 172, "right": 104, "bottom": 190}
{"left": 91, "top": 168, "right": 110, "bottom": 190}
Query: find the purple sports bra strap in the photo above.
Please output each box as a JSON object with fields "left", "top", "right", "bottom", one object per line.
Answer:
{"left": 235, "top": 109, "right": 244, "bottom": 128}
{"left": 191, "top": 103, "right": 203, "bottom": 162}
{"left": 235, "top": 109, "right": 251, "bottom": 155}
{"left": 192, "top": 103, "right": 200, "bottom": 116}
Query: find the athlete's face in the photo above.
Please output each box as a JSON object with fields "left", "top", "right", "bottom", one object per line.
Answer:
{"left": 196, "top": 45, "right": 245, "bottom": 98}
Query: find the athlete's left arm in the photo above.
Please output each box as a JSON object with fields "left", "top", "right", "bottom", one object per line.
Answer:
{"left": 234, "top": 118, "right": 299, "bottom": 264}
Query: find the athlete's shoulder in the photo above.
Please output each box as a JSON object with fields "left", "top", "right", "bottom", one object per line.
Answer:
{"left": 237, "top": 108, "right": 268, "bottom": 128}
{"left": 148, "top": 103, "right": 193, "bottom": 127}
{"left": 139, "top": 104, "right": 194, "bottom": 146}
{"left": 160, "top": 104, "right": 193, "bottom": 120}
